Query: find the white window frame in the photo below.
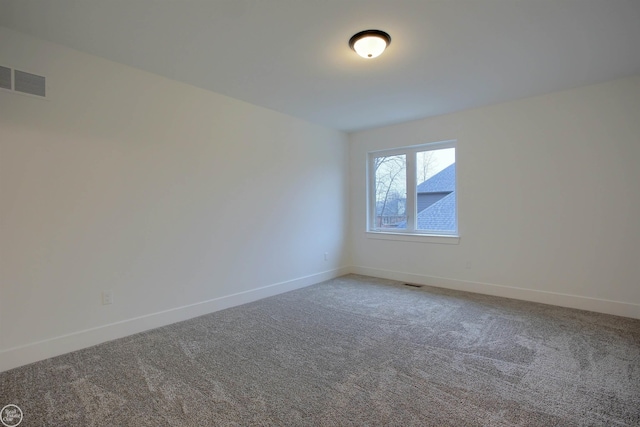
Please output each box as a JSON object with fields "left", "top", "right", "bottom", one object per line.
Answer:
{"left": 367, "top": 140, "right": 459, "bottom": 244}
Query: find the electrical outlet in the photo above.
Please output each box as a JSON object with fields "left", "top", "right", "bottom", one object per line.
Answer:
{"left": 324, "top": 252, "right": 328, "bottom": 261}
{"left": 102, "top": 290, "right": 114, "bottom": 305}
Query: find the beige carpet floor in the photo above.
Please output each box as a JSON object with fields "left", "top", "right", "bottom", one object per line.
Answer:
{"left": 1, "top": 274, "right": 639, "bottom": 426}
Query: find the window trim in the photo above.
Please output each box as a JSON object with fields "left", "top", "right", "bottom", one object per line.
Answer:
{"left": 367, "top": 140, "right": 458, "bottom": 239}
{"left": 365, "top": 231, "right": 460, "bottom": 244}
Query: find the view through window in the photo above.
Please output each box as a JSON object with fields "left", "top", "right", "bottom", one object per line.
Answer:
{"left": 370, "top": 141, "right": 456, "bottom": 235}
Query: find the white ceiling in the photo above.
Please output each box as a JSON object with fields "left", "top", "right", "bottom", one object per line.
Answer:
{"left": 1, "top": 0, "right": 639, "bottom": 132}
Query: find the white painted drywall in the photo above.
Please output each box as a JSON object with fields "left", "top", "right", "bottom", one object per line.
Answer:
{"left": 349, "top": 75, "right": 640, "bottom": 317}
{"left": 0, "top": 26, "right": 349, "bottom": 366}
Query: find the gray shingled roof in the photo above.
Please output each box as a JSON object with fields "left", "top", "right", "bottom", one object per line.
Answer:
{"left": 396, "top": 192, "right": 456, "bottom": 231}
{"left": 416, "top": 191, "right": 456, "bottom": 231}
{"left": 395, "top": 162, "right": 457, "bottom": 232}
{"left": 417, "top": 163, "right": 455, "bottom": 193}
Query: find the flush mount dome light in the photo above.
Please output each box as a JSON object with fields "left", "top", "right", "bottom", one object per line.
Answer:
{"left": 349, "top": 29, "right": 391, "bottom": 58}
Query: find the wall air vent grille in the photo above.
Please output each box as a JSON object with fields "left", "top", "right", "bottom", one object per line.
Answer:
{"left": 0, "top": 66, "right": 11, "bottom": 90}
{"left": 14, "top": 70, "right": 46, "bottom": 97}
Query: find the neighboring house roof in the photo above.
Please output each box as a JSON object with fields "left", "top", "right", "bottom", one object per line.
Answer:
{"left": 396, "top": 192, "right": 456, "bottom": 231}
{"left": 417, "top": 163, "right": 455, "bottom": 193}
{"left": 416, "top": 191, "right": 457, "bottom": 231}
{"left": 396, "top": 162, "right": 456, "bottom": 231}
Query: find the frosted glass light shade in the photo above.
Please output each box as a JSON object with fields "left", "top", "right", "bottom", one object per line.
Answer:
{"left": 349, "top": 30, "right": 391, "bottom": 59}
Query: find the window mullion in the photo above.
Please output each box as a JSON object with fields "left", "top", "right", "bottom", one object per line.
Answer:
{"left": 406, "top": 150, "right": 417, "bottom": 232}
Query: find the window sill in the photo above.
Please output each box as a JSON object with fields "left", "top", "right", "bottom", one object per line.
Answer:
{"left": 366, "top": 231, "right": 460, "bottom": 244}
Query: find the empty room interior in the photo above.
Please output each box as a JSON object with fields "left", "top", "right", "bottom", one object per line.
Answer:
{"left": 1, "top": 1, "right": 639, "bottom": 426}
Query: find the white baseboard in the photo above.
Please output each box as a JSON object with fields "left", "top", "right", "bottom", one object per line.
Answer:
{"left": 4, "top": 265, "right": 636, "bottom": 373}
{"left": 0, "top": 267, "right": 350, "bottom": 373}
{"left": 350, "top": 266, "right": 640, "bottom": 320}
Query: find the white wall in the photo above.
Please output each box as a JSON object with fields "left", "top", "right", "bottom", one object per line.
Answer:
{"left": 349, "top": 75, "right": 640, "bottom": 319}
{"left": 0, "top": 26, "right": 349, "bottom": 371}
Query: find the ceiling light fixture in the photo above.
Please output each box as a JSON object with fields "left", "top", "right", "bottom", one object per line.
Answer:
{"left": 349, "top": 29, "right": 391, "bottom": 59}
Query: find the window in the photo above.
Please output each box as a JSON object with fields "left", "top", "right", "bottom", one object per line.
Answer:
{"left": 368, "top": 141, "right": 457, "bottom": 236}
